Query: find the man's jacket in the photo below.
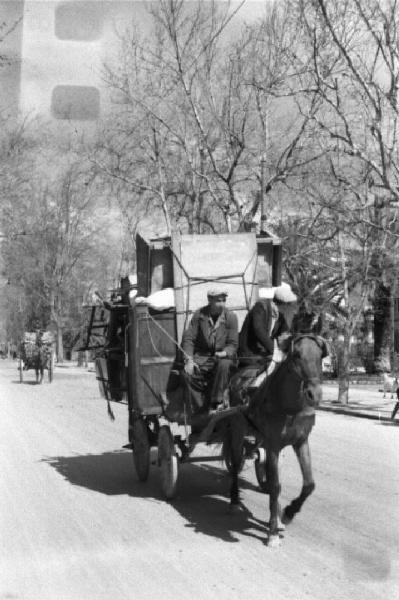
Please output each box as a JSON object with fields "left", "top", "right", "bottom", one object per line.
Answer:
{"left": 182, "top": 306, "right": 238, "bottom": 359}
{"left": 238, "top": 299, "right": 289, "bottom": 367}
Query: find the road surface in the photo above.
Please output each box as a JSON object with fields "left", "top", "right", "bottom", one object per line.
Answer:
{"left": 1, "top": 359, "right": 398, "bottom": 600}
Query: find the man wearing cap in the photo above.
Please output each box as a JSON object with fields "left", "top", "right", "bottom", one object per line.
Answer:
{"left": 181, "top": 288, "right": 238, "bottom": 410}
{"left": 238, "top": 282, "right": 297, "bottom": 372}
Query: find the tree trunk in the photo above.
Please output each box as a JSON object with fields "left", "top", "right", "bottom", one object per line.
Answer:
{"left": 337, "top": 329, "right": 351, "bottom": 404}
{"left": 57, "top": 323, "right": 64, "bottom": 363}
{"left": 373, "top": 283, "right": 391, "bottom": 372}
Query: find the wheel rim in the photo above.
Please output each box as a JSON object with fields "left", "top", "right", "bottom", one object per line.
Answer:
{"left": 158, "top": 426, "right": 178, "bottom": 499}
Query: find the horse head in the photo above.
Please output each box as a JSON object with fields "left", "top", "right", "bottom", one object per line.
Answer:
{"left": 292, "top": 300, "right": 323, "bottom": 336}
{"left": 285, "top": 334, "right": 328, "bottom": 411}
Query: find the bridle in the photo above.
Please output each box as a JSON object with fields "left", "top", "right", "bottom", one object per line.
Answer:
{"left": 285, "top": 334, "right": 324, "bottom": 397}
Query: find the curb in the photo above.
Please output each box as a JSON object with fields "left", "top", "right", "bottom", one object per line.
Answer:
{"left": 317, "top": 405, "right": 392, "bottom": 422}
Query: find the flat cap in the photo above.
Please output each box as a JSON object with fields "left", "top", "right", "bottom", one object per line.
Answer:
{"left": 207, "top": 287, "right": 228, "bottom": 298}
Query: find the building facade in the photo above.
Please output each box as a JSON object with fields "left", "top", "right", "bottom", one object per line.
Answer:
{"left": 0, "top": 0, "right": 263, "bottom": 122}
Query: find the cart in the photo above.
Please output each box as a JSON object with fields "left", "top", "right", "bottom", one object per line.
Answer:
{"left": 89, "top": 232, "right": 282, "bottom": 498}
{"left": 19, "top": 331, "right": 54, "bottom": 383}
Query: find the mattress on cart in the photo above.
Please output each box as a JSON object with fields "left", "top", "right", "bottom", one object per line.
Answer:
{"left": 172, "top": 233, "right": 258, "bottom": 343}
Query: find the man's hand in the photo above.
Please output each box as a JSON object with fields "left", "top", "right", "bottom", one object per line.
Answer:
{"left": 184, "top": 358, "right": 198, "bottom": 376}
{"left": 215, "top": 350, "right": 227, "bottom": 358}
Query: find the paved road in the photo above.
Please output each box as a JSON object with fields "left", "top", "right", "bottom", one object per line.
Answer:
{"left": 1, "top": 359, "right": 398, "bottom": 600}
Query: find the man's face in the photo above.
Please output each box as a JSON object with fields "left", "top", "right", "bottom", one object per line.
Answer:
{"left": 208, "top": 295, "right": 227, "bottom": 315}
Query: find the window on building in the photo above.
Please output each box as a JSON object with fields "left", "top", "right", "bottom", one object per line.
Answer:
{"left": 51, "top": 85, "right": 100, "bottom": 120}
{"left": 55, "top": 1, "right": 104, "bottom": 41}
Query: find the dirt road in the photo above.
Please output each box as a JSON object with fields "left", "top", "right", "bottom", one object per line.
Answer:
{"left": 1, "top": 359, "right": 398, "bottom": 600}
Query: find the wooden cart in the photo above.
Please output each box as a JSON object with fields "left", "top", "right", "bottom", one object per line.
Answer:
{"left": 19, "top": 331, "right": 54, "bottom": 383}
{"left": 90, "top": 232, "right": 282, "bottom": 498}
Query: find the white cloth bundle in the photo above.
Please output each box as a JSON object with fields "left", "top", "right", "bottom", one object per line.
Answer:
{"left": 134, "top": 288, "right": 175, "bottom": 310}
{"left": 259, "top": 282, "right": 297, "bottom": 303}
{"left": 24, "top": 333, "right": 36, "bottom": 344}
{"left": 41, "top": 331, "right": 54, "bottom": 344}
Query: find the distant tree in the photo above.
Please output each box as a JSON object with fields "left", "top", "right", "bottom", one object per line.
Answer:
{"left": 0, "top": 125, "right": 121, "bottom": 360}
{"left": 293, "top": 0, "right": 399, "bottom": 373}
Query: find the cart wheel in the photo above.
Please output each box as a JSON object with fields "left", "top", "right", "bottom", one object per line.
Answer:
{"left": 222, "top": 439, "right": 245, "bottom": 474}
{"left": 132, "top": 418, "right": 150, "bottom": 482}
{"left": 158, "top": 425, "right": 178, "bottom": 499}
{"left": 19, "top": 357, "right": 23, "bottom": 383}
{"left": 48, "top": 355, "right": 53, "bottom": 383}
{"left": 255, "top": 447, "right": 268, "bottom": 492}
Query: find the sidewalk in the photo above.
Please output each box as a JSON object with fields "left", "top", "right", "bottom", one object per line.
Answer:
{"left": 319, "top": 381, "right": 399, "bottom": 422}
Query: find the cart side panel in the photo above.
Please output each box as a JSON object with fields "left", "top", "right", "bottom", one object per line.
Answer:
{"left": 256, "top": 238, "right": 274, "bottom": 287}
{"left": 129, "top": 306, "right": 176, "bottom": 416}
{"left": 136, "top": 233, "right": 151, "bottom": 297}
{"left": 137, "top": 234, "right": 174, "bottom": 296}
{"left": 150, "top": 245, "right": 174, "bottom": 293}
{"left": 272, "top": 242, "right": 282, "bottom": 287}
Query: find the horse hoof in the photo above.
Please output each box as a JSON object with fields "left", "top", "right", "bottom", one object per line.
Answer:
{"left": 282, "top": 508, "right": 294, "bottom": 524}
{"left": 229, "top": 503, "right": 243, "bottom": 515}
{"left": 267, "top": 534, "right": 281, "bottom": 548}
{"left": 268, "top": 519, "right": 285, "bottom": 532}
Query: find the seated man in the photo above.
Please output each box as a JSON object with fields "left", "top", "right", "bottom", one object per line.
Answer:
{"left": 181, "top": 288, "right": 238, "bottom": 411}
{"left": 230, "top": 283, "right": 296, "bottom": 405}
{"left": 239, "top": 283, "right": 296, "bottom": 370}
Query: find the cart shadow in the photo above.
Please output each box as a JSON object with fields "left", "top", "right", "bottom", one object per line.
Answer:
{"left": 172, "top": 463, "right": 268, "bottom": 543}
{"left": 42, "top": 450, "right": 269, "bottom": 544}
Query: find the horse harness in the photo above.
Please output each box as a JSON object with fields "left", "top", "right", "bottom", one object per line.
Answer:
{"left": 241, "top": 333, "right": 325, "bottom": 434}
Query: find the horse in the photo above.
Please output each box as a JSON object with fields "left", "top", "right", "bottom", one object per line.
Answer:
{"left": 25, "top": 346, "right": 50, "bottom": 383}
{"left": 223, "top": 334, "right": 328, "bottom": 547}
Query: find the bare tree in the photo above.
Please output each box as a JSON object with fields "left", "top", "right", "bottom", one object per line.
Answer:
{"left": 1, "top": 125, "right": 120, "bottom": 360}
{"left": 98, "top": 0, "right": 323, "bottom": 234}
{"left": 290, "top": 0, "right": 399, "bottom": 374}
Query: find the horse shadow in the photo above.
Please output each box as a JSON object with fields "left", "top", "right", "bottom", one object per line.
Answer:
{"left": 12, "top": 380, "right": 40, "bottom": 385}
{"left": 41, "top": 450, "right": 269, "bottom": 544}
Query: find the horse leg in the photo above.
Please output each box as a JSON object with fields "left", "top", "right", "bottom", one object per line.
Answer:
{"left": 39, "top": 367, "right": 44, "bottom": 384}
{"left": 262, "top": 451, "right": 285, "bottom": 532}
{"left": 267, "top": 447, "right": 282, "bottom": 546}
{"left": 228, "top": 416, "right": 246, "bottom": 511}
{"left": 283, "top": 438, "right": 315, "bottom": 523}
